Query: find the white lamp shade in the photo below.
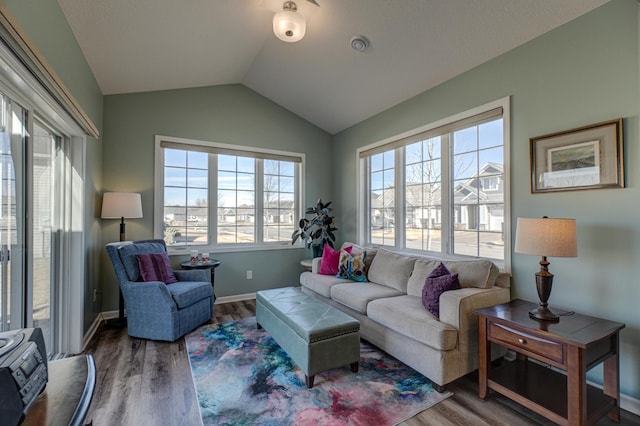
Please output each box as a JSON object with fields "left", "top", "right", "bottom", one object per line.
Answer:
{"left": 273, "top": 9, "right": 306, "bottom": 42}
{"left": 515, "top": 217, "right": 577, "bottom": 258}
{"left": 101, "top": 192, "right": 143, "bottom": 219}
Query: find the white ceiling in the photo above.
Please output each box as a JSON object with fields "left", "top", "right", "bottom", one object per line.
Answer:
{"left": 58, "top": 0, "right": 610, "bottom": 134}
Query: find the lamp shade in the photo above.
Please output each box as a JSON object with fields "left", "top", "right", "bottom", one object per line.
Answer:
{"left": 515, "top": 217, "right": 577, "bottom": 258}
{"left": 101, "top": 192, "right": 143, "bottom": 219}
{"left": 273, "top": 2, "right": 306, "bottom": 42}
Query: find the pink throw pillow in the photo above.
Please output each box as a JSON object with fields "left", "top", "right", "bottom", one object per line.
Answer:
{"left": 318, "top": 244, "right": 352, "bottom": 275}
{"left": 136, "top": 252, "right": 178, "bottom": 284}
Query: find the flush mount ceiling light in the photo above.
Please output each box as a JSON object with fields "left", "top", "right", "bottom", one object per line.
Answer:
{"left": 273, "top": 0, "right": 319, "bottom": 43}
{"left": 273, "top": 1, "right": 306, "bottom": 42}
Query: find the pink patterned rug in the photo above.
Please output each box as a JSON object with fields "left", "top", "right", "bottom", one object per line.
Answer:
{"left": 186, "top": 317, "right": 452, "bottom": 425}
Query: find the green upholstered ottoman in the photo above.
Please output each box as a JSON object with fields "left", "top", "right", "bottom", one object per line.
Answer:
{"left": 256, "top": 286, "right": 360, "bottom": 388}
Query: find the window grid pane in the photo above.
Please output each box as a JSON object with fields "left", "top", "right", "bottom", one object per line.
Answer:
{"left": 218, "top": 155, "right": 255, "bottom": 244}
{"left": 370, "top": 151, "right": 395, "bottom": 245}
{"left": 405, "top": 137, "right": 442, "bottom": 252}
{"left": 451, "top": 118, "right": 504, "bottom": 260}
{"left": 163, "top": 149, "right": 208, "bottom": 246}
{"left": 263, "top": 160, "right": 295, "bottom": 242}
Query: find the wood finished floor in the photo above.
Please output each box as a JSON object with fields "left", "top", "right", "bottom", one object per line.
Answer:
{"left": 83, "top": 300, "right": 640, "bottom": 425}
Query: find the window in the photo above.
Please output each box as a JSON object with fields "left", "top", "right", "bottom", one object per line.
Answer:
{"left": 155, "top": 136, "right": 304, "bottom": 252}
{"left": 359, "top": 98, "right": 510, "bottom": 267}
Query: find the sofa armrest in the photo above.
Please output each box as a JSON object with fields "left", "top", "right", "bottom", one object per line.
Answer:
{"left": 439, "top": 287, "right": 510, "bottom": 356}
{"left": 121, "top": 281, "right": 177, "bottom": 313}
{"left": 439, "top": 287, "right": 510, "bottom": 331}
{"left": 311, "top": 257, "right": 322, "bottom": 274}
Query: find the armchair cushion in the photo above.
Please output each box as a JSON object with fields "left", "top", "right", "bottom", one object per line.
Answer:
{"left": 136, "top": 252, "right": 178, "bottom": 284}
{"left": 167, "top": 282, "right": 213, "bottom": 309}
{"left": 119, "top": 241, "right": 166, "bottom": 281}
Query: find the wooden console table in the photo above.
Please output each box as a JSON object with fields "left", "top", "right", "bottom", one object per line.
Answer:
{"left": 477, "top": 299, "right": 624, "bottom": 426}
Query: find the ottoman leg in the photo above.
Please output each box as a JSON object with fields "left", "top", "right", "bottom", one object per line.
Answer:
{"left": 305, "top": 375, "right": 315, "bottom": 388}
{"left": 351, "top": 362, "right": 358, "bottom": 373}
{"left": 257, "top": 322, "right": 262, "bottom": 329}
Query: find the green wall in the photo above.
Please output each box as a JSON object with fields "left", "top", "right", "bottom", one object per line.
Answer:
{"left": 3, "top": 0, "right": 104, "bottom": 335}
{"left": 101, "top": 85, "right": 332, "bottom": 303}
{"left": 333, "top": 0, "right": 640, "bottom": 399}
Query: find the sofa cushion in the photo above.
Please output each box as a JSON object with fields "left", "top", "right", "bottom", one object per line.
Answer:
{"left": 422, "top": 263, "right": 461, "bottom": 318}
{"left": 319, "top": 244, "right": 351, "bottom": 275}
{"left": 367, "top": 295, "right": 458, "bottom": 351}
{"left": 136, "top": 252, "right": 178, "bottom": 284}
{"left": 330, "top": 282, "right": 403, "bottom": 314}
{"left": 167, "top": 281, "right": 212, "bottom": 309}
{"left": 336, "top": 249, "right": 368, "bottom": 282}
{"left": 407, "top": 258, "right": 441, "bottom": 297}
{"left": 443, "top": 260, "right": 499, "bottom": 289}
{"left": 366, "top": 249, "right": 416, "bottom": 292}
{"left": 118, "top": 242, "right": 167, "bottom": 281}
{"left": 300, "top": 272, "right": 354, "bottom": 298}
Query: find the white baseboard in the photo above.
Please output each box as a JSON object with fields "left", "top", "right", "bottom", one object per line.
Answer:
{"left": 81, "top": 312, "right": 104, "bottom": 353}
{"left": 215, "top": 292, "right": 256, "bottom": 304}
{"left": 621, "top": 392, "right": 640, "bottom": 417}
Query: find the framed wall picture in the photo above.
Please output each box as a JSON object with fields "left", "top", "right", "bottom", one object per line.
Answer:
{"left": 530, "top": 118, "right": 624, "bottom": 193}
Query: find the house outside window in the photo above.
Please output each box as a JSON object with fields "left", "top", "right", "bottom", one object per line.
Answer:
{"left": 358, "top": 98, "right": 510, "bottom": 268}
{"left": 155, "top": 136, "right": 304, "bottom": 253}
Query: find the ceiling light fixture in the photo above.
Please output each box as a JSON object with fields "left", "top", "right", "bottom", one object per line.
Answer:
{"left": 273, "top": 1, "right": 306, "bottom": 43}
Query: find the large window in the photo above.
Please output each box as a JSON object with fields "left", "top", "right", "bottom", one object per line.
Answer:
{"left": 155, "top": 136, "right": 303, "bottom": 252}
{"left": 359, "top": 98, "right": 510, "bottom": 267}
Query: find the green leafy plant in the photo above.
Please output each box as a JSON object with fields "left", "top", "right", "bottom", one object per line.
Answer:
{"left": 291, "top": 199, "right": 337, "bottom": 251}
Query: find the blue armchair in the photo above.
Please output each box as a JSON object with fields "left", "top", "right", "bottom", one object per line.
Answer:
{"left": 105, "top": 239, "right": 214, "bottom": 341}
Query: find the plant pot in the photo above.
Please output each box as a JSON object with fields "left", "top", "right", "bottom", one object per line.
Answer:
{"left": 312, "top": 244, "right": 323, "bottom": 259}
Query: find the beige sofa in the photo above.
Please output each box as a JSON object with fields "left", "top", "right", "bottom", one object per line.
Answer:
{"left": 299, "top": 243, "right": 510, "bottom": 390}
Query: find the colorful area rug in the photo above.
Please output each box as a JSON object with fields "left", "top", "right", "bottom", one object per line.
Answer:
{"left": 186, "top": 317, "right": 452, "bottom": 425}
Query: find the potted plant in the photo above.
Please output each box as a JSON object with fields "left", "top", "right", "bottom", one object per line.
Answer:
{"left": 291, "top": 199, "right": 337, "bottom": 258}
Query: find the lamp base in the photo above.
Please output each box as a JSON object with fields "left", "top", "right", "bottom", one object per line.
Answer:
{"left": 529, "top": 305, "right": 559, "bottom": 322}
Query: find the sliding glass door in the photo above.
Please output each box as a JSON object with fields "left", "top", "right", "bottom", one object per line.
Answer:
{"left": 0, "top": 89, "right": 68, "bottom": 355}
{"left": 31, "top": 120, "right": 60, "bottom": 353}
{"left": 0, "top": 93, "right": 26, "bottom": 334}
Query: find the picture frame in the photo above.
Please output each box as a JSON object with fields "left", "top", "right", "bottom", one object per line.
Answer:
{"left": 530, "top": 118, "right": 624, "bottom": 193}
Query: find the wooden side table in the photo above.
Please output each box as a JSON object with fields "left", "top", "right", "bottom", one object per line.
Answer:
{"left": 477, "top": 299, "right": 625, "bottom": 426}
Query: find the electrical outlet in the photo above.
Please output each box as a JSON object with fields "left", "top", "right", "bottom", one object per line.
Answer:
{"left": 93, "top": 288, "right": 97, "bottom": 302}
{"left": 246, "top": 270, "right": 253, "bottom": 280}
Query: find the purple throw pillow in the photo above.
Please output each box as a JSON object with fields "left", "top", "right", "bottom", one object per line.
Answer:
{"left": 422, "top": 262, "right": 461, "bottom": 318}
{"left": 136, "top": 252, "right": 178, "bottom": 284}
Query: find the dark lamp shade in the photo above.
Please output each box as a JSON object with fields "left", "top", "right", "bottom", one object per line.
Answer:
{"left": 515, "top": 217, "right": 577, "bottom": 258}
{"left": 101, "top": 192, "right": 143, "bottom": 219}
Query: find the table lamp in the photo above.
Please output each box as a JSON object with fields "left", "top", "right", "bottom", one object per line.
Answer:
{"left": 515, "top": 216, "right": 577, "bottom": 321}
{"left": 101, "top": 192, "right": 143, "bottom": 326}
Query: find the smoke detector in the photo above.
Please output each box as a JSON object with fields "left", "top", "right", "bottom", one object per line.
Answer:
{"left": 350, "top": 36, "right": 369, "bottom": 53}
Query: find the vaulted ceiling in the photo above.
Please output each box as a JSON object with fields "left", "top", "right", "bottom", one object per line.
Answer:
{"left": 58, "top": 0, "right": 610, "bottom": 134}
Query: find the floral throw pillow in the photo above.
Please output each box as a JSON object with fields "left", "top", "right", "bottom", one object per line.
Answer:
{"left": 421, "top": 262, "right": 461, "bottom": 318}
{"left": 336, "top": 249, "right": 367, "bottom": 282}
